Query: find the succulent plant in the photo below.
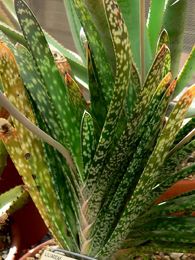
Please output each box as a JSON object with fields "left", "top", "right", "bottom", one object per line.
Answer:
{"left": 0, "top": 0, "right": 194, "bottom": 259}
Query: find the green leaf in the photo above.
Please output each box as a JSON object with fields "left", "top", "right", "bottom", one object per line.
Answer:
{"left": 71, "top": 0, "right": 114, "bottom": 108}
{"left": 87, "top": 45, "right": 107, "bottom": 131}
{"left": 0, "top": 21, "right": 26, "bottom": 46}
{"left": 117, "top": 0, "right": 152, "bottom": 74}
{"left": 15, "top": 0, "right": 82, "bottom": 173}
{"left": 100, "top": 85, "right": 195, "bottom": 257}
{"left": 174, "top": 46, "right": 195, "bottom": 97}
{"left": 173, "top": 118, "right": 195, "bottom": 147}
{"left": 44, "top": 31, "right": 88, "bottom": 89}
{"left": 156, "top": 29, "right": 170, "bottom": 52}
{"left": 81, "top": 111, "right": 96, "bottom": 180}
{"left": 83, "top": 0, "right": 115, "bottom": 73}
{"left": 63, "top": 0, "right": 85, "bottom": 62}
{"left": 85, "top": 0, "right": 131, "bottom": 198}
{"left": 163, "top": 0, "right": 187, "bottom": 77}
{"left": 95, "top": 46, "right": 171, "bottom": 204}
{"left": 0, "top": 20, "right": 87, "bottom": 89}
{"left": 126, "top": 62, "right": 141, "bottom": 115}
{"left": 132, "top": 216, "right": 195, "bottom": 244}
{"left": 147, "top": 0, "right": 167, "bottom": 56}
{"left": 0, "top": 185, "right": 29, "bottom": 219}
{"left": 88, "top": 73, "right": 173, "bottom": 255}
{"left": 0, "top": 41, "right": 78, "bottom": 250}
{"left": 144, "top": 193, "right": 195, "bottom": 219}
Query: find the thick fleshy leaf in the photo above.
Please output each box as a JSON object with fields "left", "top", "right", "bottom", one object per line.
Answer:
{"left": 0, "top": 185, "right": 29, "bottom": 221}
{"left": 15, "top": 0, "right": 82, "bottom": 172}
{"left": 100, "top": 85, "right": 195, "bottom": 257}
{"left": 0, "top": 21, "right": 26, "bottom": 46}
{"left": 63, "top": 0, "right": 85, "bottom": 62}
{"left": 153, "top": 163, "right": 195, "bottom": 202}
{"left": 86, "top": 45, "right": 107, "bottom": 131}
{"left": 173, "top": 118, "right": 195, "bottom": 147}
{"left": 147, "top": 0, "right": 167, "bottom": 56}
{"left": 117, "top": 0, "right": 152, "bottom": 74}
{"left": 93, "top": 46, "right": 171, "bottom": 206}
{"left": 81, "top": 111, "right": 96, "bottom": 180}
{"left": 174, "top": 46, "right": 195, "bottom": 97}
{"left": 83, "top": 0, "right": 115, "bottom": 73}
{"left": 85, "top": 0, "right": 131, "bottom": 198}
{"left": 88, "top": 73, "right": 174, "bottom": 255}
{"left": 156, "top": 30, "right": 170, "bottom": 53}
{"left": 126, "top": 62, "right": 141, "bottom": 115}
{"left": 71, "top": 0, "right": 114, "bottom": 108}
{"left": 163, "top": 0, "right": 187, "bottom": 77}
{"left": 0, "top": 42, "right": 79, "bottom": 250}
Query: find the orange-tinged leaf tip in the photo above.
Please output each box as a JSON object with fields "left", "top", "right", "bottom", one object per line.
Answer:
{"left": 179, "top": 85, "right": 195, "bottom": 106}
{"left": 167, "top": 78, "right": 177, "bottom": 97}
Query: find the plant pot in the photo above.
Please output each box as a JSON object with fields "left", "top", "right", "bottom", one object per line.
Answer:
{"left": 0, "top": 157, "right": 48, "bottom": 259}
{"left": 20, "top": 240, "right": 96, "bottom": 260}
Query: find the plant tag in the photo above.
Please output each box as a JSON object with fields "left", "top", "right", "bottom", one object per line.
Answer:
{"left": 41, "top": 250, "right": 76, "bottom": 260}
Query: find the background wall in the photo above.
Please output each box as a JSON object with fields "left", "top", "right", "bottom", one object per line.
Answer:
{"left": 27, "top": 0, "right": 195, "bottom": 55}
{"left": 28, "top": 0, "right": 75, "bottom": 51}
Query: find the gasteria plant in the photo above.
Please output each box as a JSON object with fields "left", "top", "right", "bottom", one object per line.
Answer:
{"left": 0, "top": 0, "right": 194, "bottom": 259}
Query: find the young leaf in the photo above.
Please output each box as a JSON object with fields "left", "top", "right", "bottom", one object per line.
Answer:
{"left": 63, "top": 0, "right": 86, "bottom": 62}
{"left": 85, "top": 0, "right": 131, "bottom": 197}
{"left": 71, "top": 0, "right": 114, "bottom": 108}
{"left": 147, "top": 0, "right": 167, "bottom": 56}
{"left": 174, "top": 46, "right": 195, "bottom": 97}
{"left": 163, "top": 0, "right": 187, "bottom": 77}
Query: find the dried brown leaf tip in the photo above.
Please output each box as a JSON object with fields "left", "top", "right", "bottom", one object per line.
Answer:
{"left": 52, "top": 50, "right": 71, "bottom": 75}
{"left": 0, "top": 118, "right": 17, "bottom": 143}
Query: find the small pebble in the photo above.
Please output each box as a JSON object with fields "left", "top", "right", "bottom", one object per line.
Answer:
{"left": 170, "top": 253, "right": 184, "bottom": 260}
{"left": 35, "top": 253, "right": 41, "bottom": 259}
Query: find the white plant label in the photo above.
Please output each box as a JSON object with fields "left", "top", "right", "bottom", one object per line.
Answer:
{"left": 41, "top": 250, "right": 76, "bottom": 260}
